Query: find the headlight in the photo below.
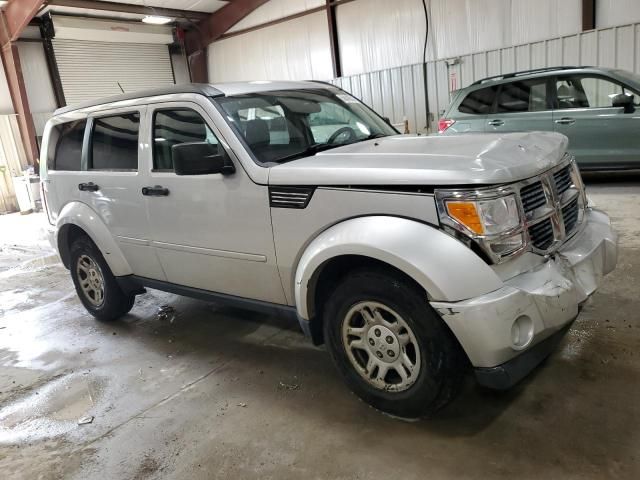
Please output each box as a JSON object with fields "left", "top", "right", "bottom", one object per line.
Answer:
{"left": 445, "top": 195, "right": 520, "bottom": 235}
{"left": 436, "top": 188, "right": 525, "bottom": 262}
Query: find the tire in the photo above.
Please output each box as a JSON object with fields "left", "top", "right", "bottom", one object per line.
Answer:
{"left": 69, "top": 235, "right": 135, "bottom": 321}
{"left": 323, "top": 268, "right": 467, "bottom": 418}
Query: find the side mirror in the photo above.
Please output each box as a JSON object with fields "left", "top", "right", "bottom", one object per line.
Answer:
{"left": 172, "top": 142, "right": 235, "bottom": 176}
{"left": 612, "top": 93, "right": 635, "bottom": 113}
{"left": 383, "top": 116, "right": 392, "bottom": 126}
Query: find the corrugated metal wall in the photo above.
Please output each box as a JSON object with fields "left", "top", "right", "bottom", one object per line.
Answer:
{"left": 332, "top": 22, "right": 640, "bottom": 133}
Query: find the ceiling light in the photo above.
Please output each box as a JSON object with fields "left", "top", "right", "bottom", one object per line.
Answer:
{"left": 142, "top": 15, "right": 172, "bottom": 25}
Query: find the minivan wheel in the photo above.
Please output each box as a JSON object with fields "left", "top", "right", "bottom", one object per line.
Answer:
{"left": 70, "top": 236, "right": 135, "bottom": 321}
{"left": 323, "top": 269, "right": 466, "bottom": 418}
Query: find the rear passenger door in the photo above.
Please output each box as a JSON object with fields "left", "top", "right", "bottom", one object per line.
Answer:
{"left": 83, "top": 108, "right": 166, "bottom": 280}
{"left": 487, "top": 78, "right": 554, "bottom": 134}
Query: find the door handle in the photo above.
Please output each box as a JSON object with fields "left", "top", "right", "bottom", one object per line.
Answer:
{"left": 487, "top": 119, "right": 504, "bottom": 127}
{"left": 78, "top": 182, "right": 99, "bottom": 192}
{"left": 555, "top": 117, "right": 576, "bottom": 125}
{"left": 142, "top": 185, "right": 170, "bottom": 197}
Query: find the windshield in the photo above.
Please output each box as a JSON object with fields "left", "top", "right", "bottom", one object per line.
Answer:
{"left": 215, "top": 88, "right": 397, "bottom": 164}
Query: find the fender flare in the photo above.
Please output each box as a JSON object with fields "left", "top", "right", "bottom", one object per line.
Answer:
{"left": 56, "top": 201, "right": 132, "bottom": 276}
{"left": 294, "top": 216, "right": 503, "bottom": 320}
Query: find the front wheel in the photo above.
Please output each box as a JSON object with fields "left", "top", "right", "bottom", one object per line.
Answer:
{"left": 323, "top": 269, "right": 467, "bottom": 418}
{"left": 70, "top": 236, "right": 135, "bottom": 321}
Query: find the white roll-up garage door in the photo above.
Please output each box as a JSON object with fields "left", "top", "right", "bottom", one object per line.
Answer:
{"left": 52, "top": 39, "right": 175, "bottom": 106}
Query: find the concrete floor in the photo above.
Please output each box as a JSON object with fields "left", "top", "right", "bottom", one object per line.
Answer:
{"left": 0, "top": 176, "right": 638, "bottom": 479}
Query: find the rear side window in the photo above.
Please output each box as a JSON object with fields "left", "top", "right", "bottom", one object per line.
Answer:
{"left": 152, "top": 109, "right": 219, "bottom": 171}
{"left": 47, "top": 120, "right": 86, "bottom": 171}
{"left": 496, "top": 79, "right": 548, "bottom": 113}
{"left": 90, "top": 113, "right": 140, "bottom": 170}
{"left": 458, "top": 86, "right": 498, "bottom": 114}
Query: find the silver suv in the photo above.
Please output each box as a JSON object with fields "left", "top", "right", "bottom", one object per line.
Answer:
{"left": 41, "top": 82, "right": 617, "bottom": 418}
{"left": 439, "top": 66, "right": 640, "bottom": 170}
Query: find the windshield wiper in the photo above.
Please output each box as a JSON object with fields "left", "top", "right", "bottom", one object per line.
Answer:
{"left": 274, "top": 143, "right": 341, "bottom": 163}
{"left": 365, "top": 133, "right": 387, "bottom": 140}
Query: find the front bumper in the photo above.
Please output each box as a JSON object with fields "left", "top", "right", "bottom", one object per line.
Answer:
{"left": 431, "top": 208, "right": 617, "bottom": 387}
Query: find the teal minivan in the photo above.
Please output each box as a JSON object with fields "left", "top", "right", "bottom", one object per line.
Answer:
{"left": 439, "top": 66, "right": 640, "bottom": 170}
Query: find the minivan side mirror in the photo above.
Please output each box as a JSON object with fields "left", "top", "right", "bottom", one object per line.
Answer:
{"left": 611, "top": 93, "right": 635, "bottom": 113}
{"left": 172, "top": 142, "right": 235, "bottom": 176}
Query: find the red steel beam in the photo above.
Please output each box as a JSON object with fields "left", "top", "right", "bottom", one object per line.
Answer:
{"left": 185, "top": 0, "right": 269, "bottom": 83}
{"left": 1, "top": 0, "right": 45, "bottom": 41}
{"left": 0, "top": 0, "right": 46, "bottom": 167}
{"left": 46, "top": 0, "right": 210, "bottom": 21}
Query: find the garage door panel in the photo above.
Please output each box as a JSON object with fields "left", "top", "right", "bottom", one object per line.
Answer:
{"left": 53, "top": 39, "right": 174, "bottom": 106}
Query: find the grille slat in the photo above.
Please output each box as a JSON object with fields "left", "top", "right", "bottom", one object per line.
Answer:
{"left": 528, "top": 218, "right": 555, "bottom": 250}
{"left": 553, "top": 166, "right": 573, "bottom": 195}
{"left": 520, "top": 181, "right": 546, "bottom": 212}
{"left": 562, "top": 199, "right": 580, "bottom": 234}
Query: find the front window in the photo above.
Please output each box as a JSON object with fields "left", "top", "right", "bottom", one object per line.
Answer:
{"left": 152, "top": 109, "right": 220, "bottom": 171}
{"left": 215, "top": 88, "right": 396, "bottom": 164}
{"left": 555, "top": 75, "right": 640, "bottom": 109}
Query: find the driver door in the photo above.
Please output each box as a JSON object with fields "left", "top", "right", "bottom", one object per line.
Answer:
{"left": 143, "top": 101, "right": 286, "bottom": 304}
{"left": 553, "top": 74, "right": 640, "bottom": 169}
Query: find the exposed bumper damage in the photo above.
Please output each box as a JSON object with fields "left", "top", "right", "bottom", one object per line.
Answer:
{"left": 431, "top": 208, "right": 617, "bottom": 389}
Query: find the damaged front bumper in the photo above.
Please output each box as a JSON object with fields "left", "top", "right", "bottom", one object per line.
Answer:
{"left": 431, "top": 208, "right": 617, "bottom": 389}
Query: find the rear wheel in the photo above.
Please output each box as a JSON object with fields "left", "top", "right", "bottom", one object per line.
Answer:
{"left": 70, "top": 236, "right": 135, "bottom": 321}
{"left": 323, "top": 269, "right": 466, "bottom": 418}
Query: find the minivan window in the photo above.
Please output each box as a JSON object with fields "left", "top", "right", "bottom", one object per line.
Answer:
{"left": 90, "top": 113, "right": 140, "bottom": 170}
{"left": 152, "top": 109, "right": 220, "bottom": 171}
{"left": 458, "top": 86, "right": 498, "bottom": 114}
{"left": 48, "top": 120, "right": 86, "bottom": 171}
{"left": 496, "top": 79, "right": 548, "bottom": 113}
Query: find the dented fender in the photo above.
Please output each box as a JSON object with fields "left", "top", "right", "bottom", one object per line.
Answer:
{"left": 294, "top": 216, "right": 503, "bottom": 320}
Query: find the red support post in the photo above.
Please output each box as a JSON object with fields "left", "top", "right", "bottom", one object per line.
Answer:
{"left": 184, "top": 0, "right": 269, "bottom": 83}
{"left": 0, "top": 0, "right": 46, "bottom": 167}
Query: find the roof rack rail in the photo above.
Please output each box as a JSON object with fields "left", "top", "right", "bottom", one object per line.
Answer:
{"left": 471, "top": 66, "right": 591, "bottom": 85}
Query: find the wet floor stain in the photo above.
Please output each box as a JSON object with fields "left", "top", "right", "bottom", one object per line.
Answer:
{"left": 0, "top": 373, "right": 103, "bottom": 444}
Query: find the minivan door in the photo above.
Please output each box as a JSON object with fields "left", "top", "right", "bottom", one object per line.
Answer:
{"left": 143, "top": 101, "right": 286, "bottom": 305}
{"left": 486, "top": 78, "right": 554, "bottom": 134}
{"left": 552, "top": 74, "right": 640, "bottom": 169}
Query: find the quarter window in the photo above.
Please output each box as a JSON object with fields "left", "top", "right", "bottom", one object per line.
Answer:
{"left": 153, "top": 109, "right": 220, "bottom": 171}
{"left": 458, "top": 86, "right": 498, "bottom": 114}
{"left": 48, "top": 120, "right": 86, "bottom": 171}
{"left": 496, "top": 79, "right": 548, "bottom": 113}
{"left": 90, "top": 113, "right": 140, "bottom": 170}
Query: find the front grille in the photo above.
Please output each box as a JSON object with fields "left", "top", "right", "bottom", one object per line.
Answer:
{"left": 562, "top": 198, "right": 579, "bottom": 234}
{"left": 553, "top": 166, "right": 573, "bottom": 195}
{"left": 517, "top": 159, "right": 585, "bottom": 254}
{"left": 528, "top": 218, "right": 555, "bottom": 250}
{"left": 520, "top": 181, "right": 546, "bottom": 212}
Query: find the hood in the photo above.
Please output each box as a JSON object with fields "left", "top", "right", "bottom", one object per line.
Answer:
{"left": 268, "top": 131, "right": 568, "bottom": 186}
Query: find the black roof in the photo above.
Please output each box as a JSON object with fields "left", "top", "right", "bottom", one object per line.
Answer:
{"left": 471, "top": 66, "right": 593, "bottom": 85}
{"left": 54, "top": 83, "right": 224, "bottom": 115}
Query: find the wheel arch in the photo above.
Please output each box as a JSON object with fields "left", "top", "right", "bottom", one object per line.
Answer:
{"left": 55, "top": 201, "right": 132, "bottom": 276}
{"left": 293, "top": 216, "right": 504, "bottom": 344}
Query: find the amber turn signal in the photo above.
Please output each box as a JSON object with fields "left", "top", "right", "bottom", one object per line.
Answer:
{"left": 446, "top": 201, "right": 484, "bottom": 235}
